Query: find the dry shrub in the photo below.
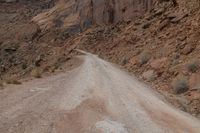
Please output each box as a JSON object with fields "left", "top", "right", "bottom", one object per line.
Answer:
{"left": 31, "top": 69, "right": 42, "bottom": 78}
{"left": 172, "top": 78, "right": 189, "bottom": 94}
{"left": 139, "top": 50, "right": 151, "bottom": 65}
{"left": 187, "top": 61, "right": 199, "bottom": 73}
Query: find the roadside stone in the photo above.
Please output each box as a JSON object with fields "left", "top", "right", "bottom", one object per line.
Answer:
{"left": 153, "top": 8, "right": 165, "bottom": 17}
{"left": 120, "top": 56, "right": 129, "bottom": 66}
{"left": 176, "top": 42, "right": 187, "bottom": 50}
{"left": 142, "top": 21, "right": 151, "bottom": 29}
{"left": 188, "top": 99, "right": 200, "bottom": 115}
{"left": 150, "top": 57, "right": 168, "bottom": 70}
{"left": 1, "top": 41, "right": 19, "bottom": 53}
{"left": 158, "top": 19, "right": 170, "bottom": 31}
{"left": 142, "top": 70, "right": 157, "bottom": 81}
{"left": 189, "top": 73, "right": 200, "bottom": 90}
{"left": 168, "top": 12, "right": 188, "bottom": 23}
{"left": 35, "top": 55, "right": 43, "bottom": 67}
{"left": 181, "top": 45, "right": 195, "bottom": 55}
{"left": 129, "top": 57, "right": 137, "bottom": 65}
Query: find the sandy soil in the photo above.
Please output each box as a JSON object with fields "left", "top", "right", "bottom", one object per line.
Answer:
{"left": 0, "top": 52, "right": 200, "bottom": 133}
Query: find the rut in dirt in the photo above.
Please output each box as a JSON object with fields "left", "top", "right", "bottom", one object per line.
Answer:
{"left": 0, "top": 52, "right": 200, "bottom": 133}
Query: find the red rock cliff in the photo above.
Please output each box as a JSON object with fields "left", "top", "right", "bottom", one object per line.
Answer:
{"left": 33, "top": 0, "right": 154, "bottom": 32}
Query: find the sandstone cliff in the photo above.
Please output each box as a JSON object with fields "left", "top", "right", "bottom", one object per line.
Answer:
{"left": 33, "top": 0, "right": 154, "bottom": 32}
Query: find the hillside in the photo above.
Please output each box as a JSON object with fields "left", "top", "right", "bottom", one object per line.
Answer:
{"left": 0, "top": 0, "right": 200, "bottom": 119}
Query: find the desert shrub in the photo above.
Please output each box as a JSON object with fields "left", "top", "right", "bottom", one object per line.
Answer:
{"left": 187, "top": 61, "right": 199, "bottom": 73}
{"left": 139, "top": 50, "right": 151, "bottom": 65}
{"left": 172, "top": 78, "right": 189, "bottom": 94}
{"left": 31, "top": 69, "right": 42, "bottom": 78}
{"left": 121, "top": 57, "right": 128, "bottom": 65}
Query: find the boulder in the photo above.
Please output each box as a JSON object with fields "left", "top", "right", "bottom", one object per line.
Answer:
{"left": 150, "top": 57, "right": 168, "bottom": 70}
{"left": 142, "top": 70, "right": 157, "bottom": 81}
{"left": 189, "top": 73, "right": 200, "bottom": 90}
{"left": 181, "top": 45, "right": 195, "bottom": 55}
{"left": 129, "top": 57, "right": 137, "bottom": 65}
{"left": 1, "top": 41, "right": 19, "bottom": 53}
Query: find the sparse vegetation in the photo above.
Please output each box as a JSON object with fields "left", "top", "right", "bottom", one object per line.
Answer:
{"left": 139, "top": 50, "right": 151, "bottom": 65}
{"left": 187, "top": 61, "right": 199, "bottom": 73}
{"left": 31, "top": 69, "right": 42, "bottom": 78}
{"left": 172, "top": 78, "right": 189, "bottom": 94}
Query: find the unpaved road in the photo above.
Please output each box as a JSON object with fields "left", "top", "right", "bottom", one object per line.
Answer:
{"left": 0, "top": 53, "right": 200, "bottom": 133}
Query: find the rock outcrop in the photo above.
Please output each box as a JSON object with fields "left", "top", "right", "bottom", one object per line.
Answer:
{"left": 32, "top": 0, "right": 154, "bottom": 32}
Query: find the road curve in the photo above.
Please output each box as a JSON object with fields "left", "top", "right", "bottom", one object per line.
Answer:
{"left": 0, "top": 53, "right": 200, "bottom": 133}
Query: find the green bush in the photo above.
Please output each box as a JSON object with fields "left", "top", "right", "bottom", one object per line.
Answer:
{"left": 139, "top": 50, "right": 151, "bottom": 65}
{"left": 172, "top": 78, "right": 189, "bottom": 94}
{"left": 187, "top": 61, "right": 199, "bottom": 73}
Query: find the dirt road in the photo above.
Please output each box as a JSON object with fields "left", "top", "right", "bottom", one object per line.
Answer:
{"left": 0, "top": 53, "right": 200, "bottom": 133}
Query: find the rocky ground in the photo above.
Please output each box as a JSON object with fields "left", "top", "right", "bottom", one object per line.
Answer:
{"left": 0, "top": 0, "right": 200, "bottom": 118}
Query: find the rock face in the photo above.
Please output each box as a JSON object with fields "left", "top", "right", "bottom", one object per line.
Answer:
{"left": 32, "top": 0, "right": 154, "bottom": 31}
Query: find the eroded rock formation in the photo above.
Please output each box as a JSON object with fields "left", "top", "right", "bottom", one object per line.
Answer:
{"left": 33, "top": 0, "right": 154, "bottom": 32}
